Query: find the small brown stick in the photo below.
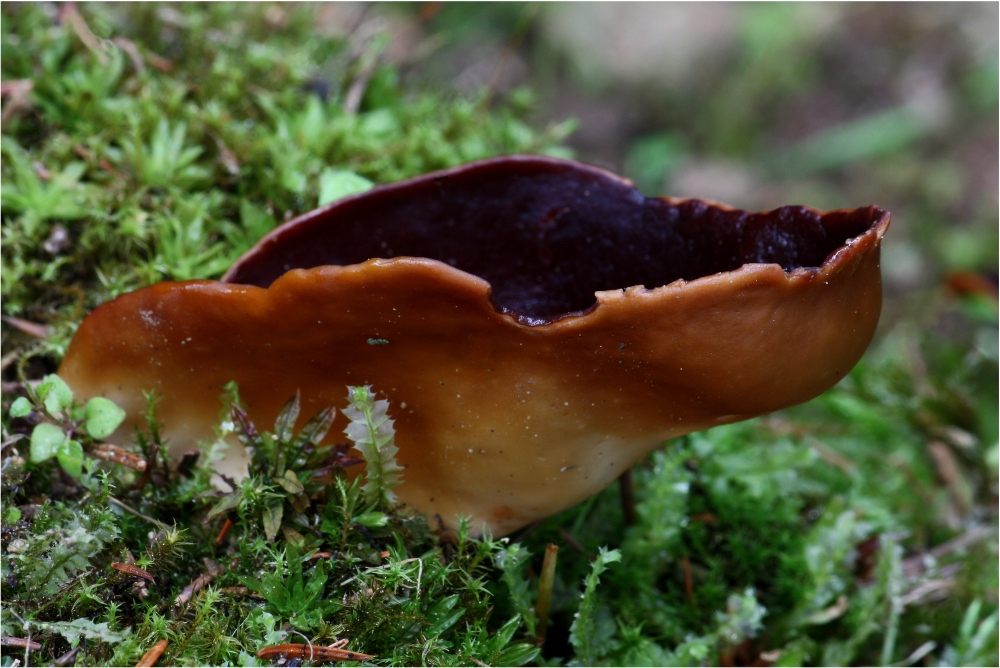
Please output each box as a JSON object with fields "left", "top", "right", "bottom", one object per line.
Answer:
{"left": 145, "top": 51, "right": 173, "bottom": 72}
{"left": 0, "top": 80, "right": 33, "bottom": 96}
{"left": 108, "top": 497, "right": 171, "bottom": 530}
{"left": 93, "top": 443, "right": 147, "bottom": 471}
{"left": 174, "top": 561, "right": 221, "bottom": 610}
{"left": 534, "top": 543, "right": 559, "bottom": 646}
{"left": 810, "top": 438, "right": 855, "bottom": 473}
{"left": 1, "top": 79, "right": 34, "bottom": 125}
{"left": 54, "top": 646, "right": 81, "bottom": 666}
{"left": 257, "top": 643, "right": 374, "bottom": 662}
{"left": 341, "top": 18, "right": 385, "bottom": 115}
{"left": 927, "top": 526, "right": 993, "bottom": 561}
{"left": 112, "top": 562, "right": 155, "bottom": 584}
{"left": 1, "top": 381, "right": 26, "bottom": 395}
{"left": 343, "top": 56, "right": 379, "bottom": 114}
{"left": 1, "top": 316, "right": 51, "bottom": 340}
{"left": 131, "top": 442, "right": 159, "bottom": 491}
{"left": 759, "top": 649, "right": 782, "bottom": 664}
{"left": 807, "top": 594, "right": 849, "bottom": 624}
{"left": 898, "top": 640, "right": 938, "bottom": 667}
{"left": 1, "top": 350, "right": 20, "bottom": 373}
{"left": 899, "top": 577, "right": 955, "bottom": 607}
{"left": 681, "top": 556, "right": 694, "bottom": 601}
{"left": 619, "top": 468, "right": 637, "bottom": 526}
{"left": 946, "top": 270, "right": 999, "bottom": 300}
{"left": 558, "top": 528, "right": 588, "bottom": 556}
{"left": 513, "top": 518, "right": 543, "bottom": 544}
{"left": 59, "top": 2, "right": 108, "bottom": 65}
{"left": 219, "top": 585, "right": 265, "bottom": 599}
{"left": 209, "top": 132, "right": 240, "bottom": 175}
{"left": 1, "top": 637, "right": 42, "bottom": 651}
{"left": 135, "top": 639, "right": 168, "bottom": 667}
{"left": 215, "top": 517, "right": 233, "bottom": 544}
{"left": 111, "top": 37, "right": 145, "bottom": 73}
{"left": 926, "top": 440, "right": 968, "bottom": 514}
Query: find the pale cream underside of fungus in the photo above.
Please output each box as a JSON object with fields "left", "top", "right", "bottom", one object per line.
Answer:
{"left": 59, "top": 211, "right": 886, "bottom": 537}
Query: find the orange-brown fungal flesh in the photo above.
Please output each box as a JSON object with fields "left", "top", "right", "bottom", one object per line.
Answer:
{"left": 59, "top": 156, "right": 889, "bottom": 537}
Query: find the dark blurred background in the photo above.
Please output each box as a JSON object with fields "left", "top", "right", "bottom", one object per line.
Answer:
{"left": 314, "top": 1, "right": 998, "bottom": 329}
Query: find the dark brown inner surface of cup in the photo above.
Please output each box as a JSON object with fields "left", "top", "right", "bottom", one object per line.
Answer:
{"left": 225, "top": 159, "right": 883, "bottom": 324}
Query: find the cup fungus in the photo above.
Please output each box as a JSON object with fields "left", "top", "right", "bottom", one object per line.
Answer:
{"left": 59, "top": 156, "right": 889, "bottom": 537}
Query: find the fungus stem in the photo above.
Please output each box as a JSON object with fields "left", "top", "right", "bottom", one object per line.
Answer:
{"left": 534, "top": 543, "right": 559, "bottom": 646}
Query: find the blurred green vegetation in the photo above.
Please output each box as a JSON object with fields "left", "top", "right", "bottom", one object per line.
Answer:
{"left": 2, "top": 3, "right": 996, "bottom": 667}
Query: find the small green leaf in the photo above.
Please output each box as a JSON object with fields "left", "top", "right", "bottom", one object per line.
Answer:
{"left": 57, "top": 439, "right": 84, "bottom": 478}
{"left": 10, "top": 396, "right": 32, "bottom": 417}
{"left": 425, "top": 595, "right": 464, "bottom": 636}
{"left": 6, "top": 507, "right": 22, "bottom": 523}
{"left": 263, "top": 503, "right": 283, "bottom": 542}
{"left": 274, "top": 392, "right": 301, "bottom": 443}
{"left": 40, "top": 374, "right": 73, "bottom": 414}
{"left": 84, "top": 397, "right": 127, "bottom": 439}
{"left": 297, "top": 407, "right": 336, "bottom": 446}
{"left": 344, "top": 384, "right": 403, "bottom": 506}
{"left": 33, "top": 381, "right": 52, "bottom": 403}
{"left": 354, "top": 510, "right": 389, "bottom": 527}
{"left": 206, "top": 493, "right": 242, "bottom": 520}
{"left": 32, "top": 618, "right": 127, "bottom": 647}
{"left": 569, "top": 546, "right": 622, "bottom": 665}
{"left": 495, "top": 642, "right": 542, "bottom": 667}
{"left": 281, "top": 525, "right": 306, "bottom": 547}
{"left": 275, "top": 470, "right": 305, "bottom": 495}
{"left": 30, "top": 423, "right": 68, "bottom": 462}
{"left": 318, "top": 168, "right": 373, "bottom": 206}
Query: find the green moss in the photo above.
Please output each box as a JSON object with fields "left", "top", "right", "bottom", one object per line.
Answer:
{"left": 2, "top": 4, "right": 996, "bottom": 667}
{"left": 1, "top": 2, "right": 572, "bottom": 332}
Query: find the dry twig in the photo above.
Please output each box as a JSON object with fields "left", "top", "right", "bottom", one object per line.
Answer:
{"left": 256, "top": 643, "right": 373, "bottom": 663}
{"left": 112, "top": 562, "right": 156, "bottom": 583}
{"left": 1, "top": 79, "right": 34, "bottom": 126}
{"left": 93, "top": 443, "right": 147, "bottom": 471}
{"left": 108, "top": 497, "right": 171, "bottom": 530}
{"left": 1, "top": 316, "right": 51, "bottom": 340}
{"left": 174, "top": 559, "right": 222, "bottom": 610}
{"left": 1, "top": 637, "right": 42, "bottom": 651}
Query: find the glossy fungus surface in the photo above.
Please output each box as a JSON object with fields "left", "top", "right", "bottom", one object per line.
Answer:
{"left": 61, "top": 156, "right": 890, "bottom": 537}
{"left": 225, "top": 156, "right": 878, "bottom": 324}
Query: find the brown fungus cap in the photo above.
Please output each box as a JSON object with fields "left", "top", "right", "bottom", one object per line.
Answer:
{"left": 59, "top": 156, "right": 889, "bottom": 537}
